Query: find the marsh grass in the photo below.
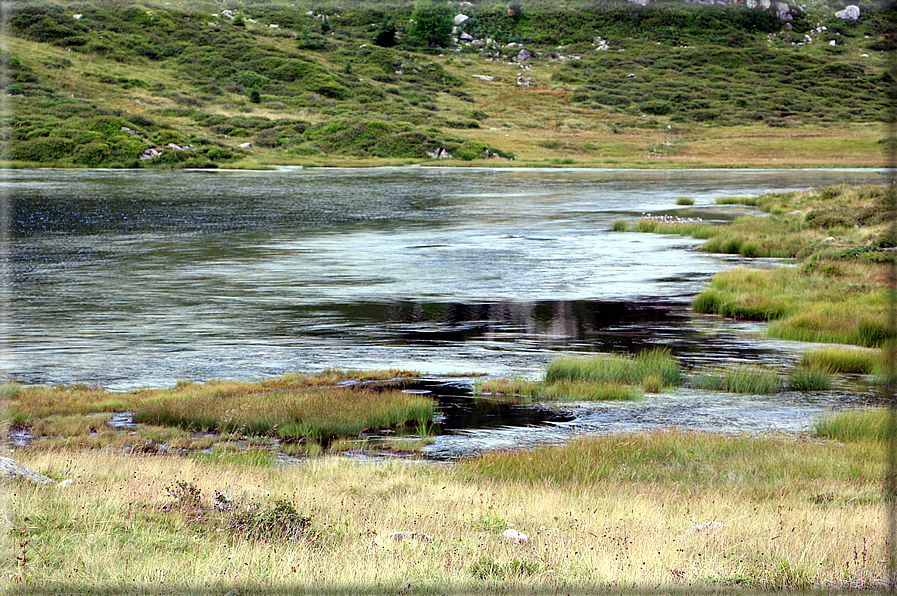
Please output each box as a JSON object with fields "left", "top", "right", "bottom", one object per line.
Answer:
{"left": 801, "top": 346, "right": 883, "bottom": 375}
{"left": 676, "top": 196, "right": 695, "bottom": 206}
{"left": 689, "top": 365, "right": 781, "bottom": 394}
{"left": 688, "top": 185, "right": 894, "bottom": 348}
{"left": 634, "top": 217, "right": 716, "bottom": 239}
{"left": 814, "top": 407, "right": 892, "bottom": 443}
{"left": 546, "top": 348, "right": 681, "bottom": 389}
{"left": 612, "top": 218, "right": 629, "bottom": 232}
{"left": 475, "top": 378, "right": 643, "bottom": 402}
{"left": 134, "top": 385, "right": 435, "bottom": 443}
{"left": 693, "top": 264, "right": 891, "bottom": 347}
{"left": 786, "top": 367, "right": 833, "bottom": 392}
{"left": 715, "top": 196, "right": 759, "bottom": 206}
{"left": 6, "top": 370, "right": 432, "bottom": 448}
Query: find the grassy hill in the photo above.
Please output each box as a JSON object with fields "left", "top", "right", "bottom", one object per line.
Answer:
{"left": 2, "top": 0, "right": 893, "bottom": 168}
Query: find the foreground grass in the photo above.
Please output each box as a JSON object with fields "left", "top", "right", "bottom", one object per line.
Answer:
{"left": 2, "top": 428, "right": 885, "bottom": 593}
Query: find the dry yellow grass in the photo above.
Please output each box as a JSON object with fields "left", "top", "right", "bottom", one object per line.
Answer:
{"left": 2, "top": 439, "right": 885, "bottom": 594}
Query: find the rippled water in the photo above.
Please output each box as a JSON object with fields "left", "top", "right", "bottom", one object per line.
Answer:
{"left": 2, "top": 167, "right": 886, "bottom": 456}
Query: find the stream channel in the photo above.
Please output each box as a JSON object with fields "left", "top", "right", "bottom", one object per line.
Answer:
{"left": 2, "top": 167, "right": 888, "bottom": 458}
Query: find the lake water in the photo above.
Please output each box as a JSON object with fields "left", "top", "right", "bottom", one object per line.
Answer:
{"left": 2, "top": 167, "right": 887, "bottom": 456}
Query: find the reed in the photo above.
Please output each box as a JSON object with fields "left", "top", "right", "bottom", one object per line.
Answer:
{"left": 814, "top": 407, "right": 892, "bottom": 442}
{"left": 676, "top": 196, "right": 694, "bottom": 206}
{"left": 800, "top": 346, "right": 883, "bottom": 375}
{"left": 689, "top": 365, "right": 782, "bottom": 394}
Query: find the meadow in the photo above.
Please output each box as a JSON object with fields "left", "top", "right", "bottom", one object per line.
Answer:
{"left": 2, "top": 0, "right": 892, "bottom": 168}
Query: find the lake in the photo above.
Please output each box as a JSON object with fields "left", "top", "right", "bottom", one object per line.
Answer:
{"left": 2, "top": 167, "right": 887, "bottom": 456}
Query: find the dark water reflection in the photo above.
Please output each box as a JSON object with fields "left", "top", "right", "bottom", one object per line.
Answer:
{"left": 3, "top": 167, "right": 887, "bottom": 456}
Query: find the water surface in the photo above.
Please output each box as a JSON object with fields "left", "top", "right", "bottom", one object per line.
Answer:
{"left": 3, "top": 167, "right": 886, "bottom": 455}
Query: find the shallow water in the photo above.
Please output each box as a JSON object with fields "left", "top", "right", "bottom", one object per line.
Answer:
{"left": 3, "top": 167, "right": 887, "bottom": 456}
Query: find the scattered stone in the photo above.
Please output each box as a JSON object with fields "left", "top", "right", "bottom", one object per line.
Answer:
{"left": 860, "top": 53, "right": 869, "bottom": 57}
{"left": 516, "top": 76, "right": 538, "bottom": 86}
{"left": 0, "top": 457, "right": 55, "bottom": 485}
{"left": 627, "top": 73, "right": 637, "bottom": 78}
{"left": 513, "top": 48, "right": 535, "bottom": 63}
{"left": 73, "top": 13, "right": 83, "bottom": 19}
{"left": 682, "top": 521, "right": 725, "bottom": 539}
{"left": 427, "top": 147, "right": 452, "bottom": 159}
{"left": 459, "top": 32, "right": 473, "bottom": 42}
{"left": 239, "top": 142, "right": 253, "bottom": 149}
{"left": 121, "top": 126, "right": 143, "bottom": 138}
{"left": 829, "top": 40, "right": 837, "bottom": 46}
{"left": 375, "top": 531, "right": 433, "bottom": 546}
{"left": 472, "top": 75, "right": 496, "bottom": 82}
{"left": 835, "top": 4, "right": 860, "bottom": 20}
{"left": 58, "top": 479, "right": 73, "bottom": 488}
{"left": 167, "top": 143, "right": 187, "bottom": 151}
{"left": 502, "top": 528, "right": 529, "bottom": 543}
{"left": 140, "top": 148, "right": 162, "bottom": 161}
{"left": 454, "top": 14, "right": 470, "bottom": 25}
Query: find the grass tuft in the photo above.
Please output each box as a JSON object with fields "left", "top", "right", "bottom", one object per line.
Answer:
{"left": 545, "top": 348, "right": 681, "bottom": 389}
{"left": 814, "top": 407, "right": 892, "bottom": 442}
{"left": 800, "top": 347, "right": 882, "bottom": 375}
{"left": 689, "top": 365, "right": 781, "bottom": 394}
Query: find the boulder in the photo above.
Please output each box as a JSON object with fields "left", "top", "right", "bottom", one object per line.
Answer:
{"left": 0, "top": 457, "right": 55, "bottom": 485}
{"left": 460, "top": 32, "right": 474, "bottom": 42}
{"left": 835, "top": 4, "right": 860, "bottom": 20}
{"left": 513, "top": 48, "right": 535, "bottom": 63}
{"left": 427, "top": 147, "right": 452, "bottom": 159}
{"left": 453, "top": 14, "right": 470, "bottom": 25}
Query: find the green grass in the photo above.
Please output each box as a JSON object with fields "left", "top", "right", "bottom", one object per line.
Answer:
{"left": 545, "top": 348, "right": 681, "bottom": 388}
{"left": 633, "top": 217, "right": 716, "bottom": 239}
{"left": 814, "top": 407, "right": 893, "bottom": 442}
{"left": 800, "top": 346, "right": 883, "bottom": 375}
{"left": 456, "top": 430, "right": 883, "bottom": 488}
{"left": 715, "top": 196, "right": 760, "bottom": 206}
{"left": 689, "top": 365, "right": 782, "bottom": 394}
{"left": 475, "top": 377, "right": 643, "bottom": 402}
{"left": 676, "top": 196, "right": 694, "bottom": 206}
{"left": 786, "top": 367, "right": 833, "bottom": 392}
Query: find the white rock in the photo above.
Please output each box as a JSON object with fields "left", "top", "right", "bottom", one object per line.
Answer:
{"left": 454, "top": 14, "right": 470, "bottom": 25}
{"left": 57, "top": 479, "right": 73, "bottom": 488}
{"left": 835, "top": 5, "right": 860, "bottom": 20}
{"left": 502, "top": 529, "right": 529, "bottom": 543}
{"left": 829, "top": 40, "right": 837, "bottom": 45}
{"left": 73, "top": 14, "right": 83, "bottom": 19}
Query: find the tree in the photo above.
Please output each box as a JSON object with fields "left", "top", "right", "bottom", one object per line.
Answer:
{"left": 409, "top": 0, "right": 453, "bottom": 48}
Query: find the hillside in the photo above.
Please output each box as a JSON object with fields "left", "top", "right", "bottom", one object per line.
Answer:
{"left": 2, "top": 0, "right": 893, "bottom": 168}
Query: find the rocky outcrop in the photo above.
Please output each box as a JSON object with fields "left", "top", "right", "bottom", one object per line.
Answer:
{"left": 0, "top": 457, "right": 55, "bottom": 485}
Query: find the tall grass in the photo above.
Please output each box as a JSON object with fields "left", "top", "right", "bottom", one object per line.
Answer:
{"left": 801, "top": 346, "right": 883, "bottom": 375}
{"left": 134, "top": 386, "right": 435, "bottom": 443}
{"left": 715, "top": 196, "right": 759, "bottom": 206}
{"left": 814, "top": 407, "right": 891, "bottom": 442}
{"left": 475, "top": 378, "right": 642, "bottom": 402}
{"left": 457, "top": 430, "right": 883, "bottom": 487}
{"left": 689, "top": 365, "right": 781, "bottom": 394}
{"left": 786, "top": 367, "right": 833, "bottom": 392}
{"left": 545, "top": 348, "right": 681, "bottom": 388}
{"left": 633, "top": 217, "right": 716, "bottom": 239}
